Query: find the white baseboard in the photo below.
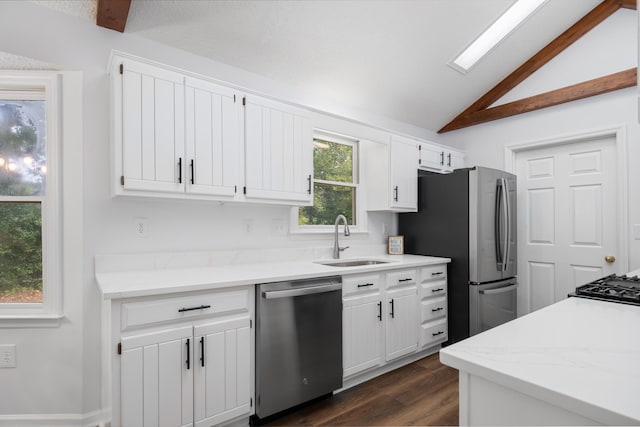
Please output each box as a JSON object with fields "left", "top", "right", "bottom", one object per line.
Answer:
{"left": 0, "top": 409, "right": 107, "bottom": 427}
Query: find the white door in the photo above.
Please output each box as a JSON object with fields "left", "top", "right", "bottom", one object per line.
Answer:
{"left": 390, "top": 136, "right": 418, "bottom": 210}
{"left": 120, "top": 325, "right": 194, "bottom": 427}
{"left": 515, "top": 135, "right": 619, "bottom": 314}
{"left": 121, "top": 59, "right": 185, "bottom": 193}
{"left": 243, "top": 94, "right": 313, "bottom": 204}
{"left": 185, "top": 77, "right": 239, "bottom": 197}
{"left": 342, "top": 294, "right": 384, "bottom": 377}
{"left": 194, "top": 317, "right": 251, "bottom": 427}
{"left": 385, "top": 288, "right": 418, "bottom": 361}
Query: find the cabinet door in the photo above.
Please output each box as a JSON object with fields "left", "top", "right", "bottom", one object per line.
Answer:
{"left": 385, "top": 289, "right": 418, "bottom": 361}
{"left": 390, "top": 136, "right": 417, "bottom": 211}
{"left": 185, "top": 77, "right": 240, "bottom": 197}
{"left": 343, "top": 294, "right": 384, "bottom": 377}
{"left": 244, "top": 95, "right": 313, "bottom": 204}
{"left": 445, "top": 150, "right": 465, "bottom": 172}
{"left": 120, "top": 325, "right": 194, "bottom": 427}
{"left": 194, "top": 316, "right": 251, "bottom": 427}
{"left": 120, "top": 59, "right": 185, "bottom": 193}
{"left": 418, "top": 143, "right": 444, "bottom": 172}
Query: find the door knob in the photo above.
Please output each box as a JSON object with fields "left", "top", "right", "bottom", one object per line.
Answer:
{"left": 604, "top": 255, "right": 616, "bottom": 263}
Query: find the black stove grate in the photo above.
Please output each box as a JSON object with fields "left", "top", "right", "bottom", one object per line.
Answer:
{"left": 571, "top": 274, "right": 640, "bottom": 306}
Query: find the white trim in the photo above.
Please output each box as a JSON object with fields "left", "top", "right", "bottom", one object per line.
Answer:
{"left": 504, "top": 125, "right": 630, "bottom": 310}
{"left": 0, "top": 72, "right": 62, "bottom": 318}
{"left": 0, "top": 409, "right": 107, "bottom": 427}
{"left": 291, "top": 131, "right": 368, "bottom": 234}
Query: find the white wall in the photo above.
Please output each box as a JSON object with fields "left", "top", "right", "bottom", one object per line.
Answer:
{"left": 439, "top": 7, "right": 639, "bottom": 272}
{"left": 0, "top": 2, "right": 433, "bottom": 423}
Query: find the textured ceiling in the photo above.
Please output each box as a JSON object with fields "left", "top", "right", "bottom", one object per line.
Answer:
{"left": 34, "top": 0, "right": 628, "bottom": 132}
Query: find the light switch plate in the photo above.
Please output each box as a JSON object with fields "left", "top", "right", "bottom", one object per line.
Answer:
{"left": 634, "top": 224, "right": 640, "bottom": 240}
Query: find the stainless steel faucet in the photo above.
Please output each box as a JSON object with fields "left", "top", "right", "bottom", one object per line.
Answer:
{"left": 333, "top": 214, "right": 351, "bottom": 259}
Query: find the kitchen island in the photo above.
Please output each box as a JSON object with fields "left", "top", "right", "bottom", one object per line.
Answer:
{"left": 440, "top": 296, "right": 640, "bottom": 426}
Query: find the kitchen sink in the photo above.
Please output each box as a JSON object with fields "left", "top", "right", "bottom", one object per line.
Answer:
{"left": 315, "top": 259, "right": 390, "bottom": 267}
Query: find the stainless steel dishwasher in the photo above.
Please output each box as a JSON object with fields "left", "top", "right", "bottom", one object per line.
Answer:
{"left": 255, "top": 276, "right": 343, "bottom": 420}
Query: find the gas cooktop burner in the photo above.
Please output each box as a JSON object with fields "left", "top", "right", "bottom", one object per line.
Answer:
{"left": 570, "top": 274, "right": 640, "bottom": 306}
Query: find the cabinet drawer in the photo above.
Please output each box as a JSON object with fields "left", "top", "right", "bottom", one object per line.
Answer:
{"left": 386, "top": 269, "right": 417, "bottom": 289}
{"left": 420, "top": 264, "right": 447, "bottom": 282}
{"left": 422, "top": 281, "right": 447, "bottom": 298}
{"left": 342, "top": 273, "right": 382, "bottom": 296}
{"left": 420, "top": 319, "right": 447, "bottom": 348}
{"left": 420, "top": 297, "right": 447, "bottom": 322}
{"left": 121, "top": 287, "right": 250, "bottom": 331}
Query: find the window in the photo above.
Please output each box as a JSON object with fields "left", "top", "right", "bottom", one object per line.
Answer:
{"left": 0, "top": 74, "right": 60, "bottom": 319}
{"left": 295, "top": 132, "right": 364, "bottom": 232}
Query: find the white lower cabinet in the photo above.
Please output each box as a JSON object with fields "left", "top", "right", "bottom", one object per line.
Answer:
{"left": 385, "top": 287, "right": 418, "bottom": 361}
{"left": 111, "top": 287, "right": 253, "bottom": 427}
{"left": 342, "top": 269, "right": 419, "bottom": 378}
{"left": 342, "top": 274, "right": 384, "bottom": 378}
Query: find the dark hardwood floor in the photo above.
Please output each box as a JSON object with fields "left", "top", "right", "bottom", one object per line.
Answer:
{"left": 264, "top": 352, "right": 459, "bottom": 426}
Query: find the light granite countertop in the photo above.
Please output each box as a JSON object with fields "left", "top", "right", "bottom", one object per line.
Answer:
{"left": 440, "top": 296, "right": 640, "bottom": 425}
{"left": 95, "top": 249, "right": 450, "bottom": 300}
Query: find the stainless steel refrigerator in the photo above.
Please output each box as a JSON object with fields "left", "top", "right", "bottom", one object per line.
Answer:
{"left": 399, "top": 166, "right": 517, "bottom": 344}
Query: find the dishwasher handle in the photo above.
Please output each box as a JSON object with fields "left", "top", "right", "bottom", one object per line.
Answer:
{"left": 262, "top": 283, "right": 342, "bottom": 299}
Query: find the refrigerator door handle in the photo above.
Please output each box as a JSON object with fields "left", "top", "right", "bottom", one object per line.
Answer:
{"left": 504, "top": 177, "right": 512, "bottom": 272}
{"left": 495, "top": 179, "right": 509, "bottom": 271}
{"left": 495, "top": 179, "right": 503, "bottom": 267}
{"left": 479, "top": 283, "right": 518, "bottom": 295}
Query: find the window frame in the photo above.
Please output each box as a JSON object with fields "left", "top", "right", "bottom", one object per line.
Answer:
{"left": 291, "top": 130, "right": 367, "bottom": 235}
{"left": 0, "top": 74, "right": 61, "bottom": 320}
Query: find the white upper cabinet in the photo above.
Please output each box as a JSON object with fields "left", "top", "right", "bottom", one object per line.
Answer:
{"left": 389, "top": 135, "right": 418, "bottom": 210}
{"left": 243, "top": 94, "right": 313, "bottom": 204}
{"left": 185, "top": 77, "right": 240, "bottom": 197}
{"left": 118, "top": 59, "right": 186, "bottom": 194}
{"left": 418, "top": 142, "right": 465, "bottom": 173}
{"left": 362, "top": 136, "right": 417, "bottom": 212}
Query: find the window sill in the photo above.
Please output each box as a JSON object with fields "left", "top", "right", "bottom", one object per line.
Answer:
{"left": 0, "top": 314, "right": 64, "bottom": 328}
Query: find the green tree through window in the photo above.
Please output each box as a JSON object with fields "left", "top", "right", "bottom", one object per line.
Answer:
{"left": 0, "top": 100, "right": 46, "bottom": 303}
{"left": 299, "top": 137, "right": 356, "bottom": 226}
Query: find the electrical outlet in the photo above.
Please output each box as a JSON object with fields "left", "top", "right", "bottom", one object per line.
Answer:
{"left": 243, "top": 219, "right": 253, "bottom": 234}
{"left": 271, "top": 219, "right": 287, "bottom": 236}
{"left": 0, "top": 344, "right": 16, "bottom": 368}
{"left": 134, "top": 217, "right": 149, "bottom": 238}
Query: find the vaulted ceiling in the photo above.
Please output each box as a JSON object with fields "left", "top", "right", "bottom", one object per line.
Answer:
{"left": 33, "top": 0, "right": 637, "bottom": 134}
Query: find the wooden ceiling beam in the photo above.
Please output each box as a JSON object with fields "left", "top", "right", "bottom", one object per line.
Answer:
{"left": 439, "top": 0, "right": 630, "bottom": 133}
{"left": 442, "top": 68, "right": 636, "bottom": 131}
{"left": 97, "top": 0, "right": 131, "bottom": 33}
{"left": 619, "top": 0, "right": 637, "bottom": 10}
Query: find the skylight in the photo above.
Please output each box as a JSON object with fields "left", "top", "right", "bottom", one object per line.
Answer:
{"left": 451, "top": 0, "right": 548, "bottom": 73}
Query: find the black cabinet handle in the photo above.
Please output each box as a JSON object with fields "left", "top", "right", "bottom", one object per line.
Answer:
{"left": 200, "top": 336, "right": 205, "bottom": 367}
{"left": 447, "top": 153, "right": 452, "bottom": 167}
{"left": 432, "top": 331, "right": 444, "bottom": 337}
{"left": 431, "top": 288, "right": 444, "bottom": 293}
{"left": 307, "top": 174, "right": 312, "bottom": 194}
{"left": 357, "top": 283, "right": 374, "bottom": 288}
{"left": 178, "top": 304, "right": 211, "bottom": 313}
{"left": 431, "top": 307, "right": 444, "bottom": 312}
{"left": 389, "top": 299, "right": 395, "bottom": 319}
{"left": 190, "top": 159, "right": 195, "bottom": 184}
{"left": 186, "top": 338, "right": 190, "bottom": 370}
{"left": 377, "top": 301, "right": 382, "bottom": 321}
{"left": 440, "top": 151, "right": 444, "bottom": 165}
{"left": 394, "top": 186, "right": 399, "bottom": 202}
{"left": 398, "top": 278, "right": 413, "bottom": 283}
{"left": 178, "top": 157, "right": 182, "bottom": 183}
{"left": 431, "top": 272, "right": 444, "bottom": 276}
